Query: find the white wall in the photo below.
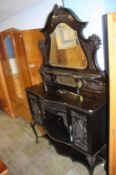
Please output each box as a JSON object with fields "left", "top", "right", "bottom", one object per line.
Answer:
{"left": 63, "top": 0, "right": 116, "bottom": 70}
{"left": 103, "top": 0, "right": 116, "bottom": 13}
{"left": 0, "top": 0, "right": 63, "bottom": 31}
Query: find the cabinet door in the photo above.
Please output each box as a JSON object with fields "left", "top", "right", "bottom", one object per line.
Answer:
{"left": 1, "top": 33, "right": 24, "bottom": 100}
{"left": 0, "top": 30, "right": 32, "bottom": 121}
{"left": 0, "top": 55, "right": 15, "bottom": 117}
{"left": 0, "top": 35, "right": 17, "bottom": 101}
{"left": 12, "top": 30, "right": 31, "bottom": 88}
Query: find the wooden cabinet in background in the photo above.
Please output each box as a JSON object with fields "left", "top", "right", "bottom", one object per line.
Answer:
{"left": 22, "top": 29, "right": 45, "bottom": 85}
{"left": 0, "top": 27, "right": 46, "bottom": 138}
{"left": 0, "top": 28, "right": 32, "bottom": 122}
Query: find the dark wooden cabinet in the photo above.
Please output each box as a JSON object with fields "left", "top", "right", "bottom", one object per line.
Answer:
{"left": 26, "top": 5, "right": 107, "bottom": 175}
{"left": 27, "top": 83, "right": 106, "bottom": 154}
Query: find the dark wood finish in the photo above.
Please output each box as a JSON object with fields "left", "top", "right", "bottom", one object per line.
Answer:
{"left": 39, "top": 5, "right": 107, "bottom": 100}
{"left": 40, "top": 5, "right": 102, "bottom": 73}
{"left": 26, "top": 5, "right": 107, "bottom": 175}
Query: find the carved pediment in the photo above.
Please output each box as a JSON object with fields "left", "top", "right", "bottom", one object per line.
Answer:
{"left": 40, "top": 5, "right": 102, "bottom": 73}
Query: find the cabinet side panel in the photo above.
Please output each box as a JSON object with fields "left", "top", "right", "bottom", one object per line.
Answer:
{"left": 107, "top": 12, "right": 116, "bottom": 175}
{"left": 22, "top": 29, "right": 44, "bottom": 85}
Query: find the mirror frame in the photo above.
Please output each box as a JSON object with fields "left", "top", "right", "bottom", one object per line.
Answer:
{"left": 40, "top": 5, "right": 102, "bottom": 73}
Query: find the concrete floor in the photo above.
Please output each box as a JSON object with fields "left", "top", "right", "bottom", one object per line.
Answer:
{"left": 0, "top": 110, "right": 106, "bottom": 175}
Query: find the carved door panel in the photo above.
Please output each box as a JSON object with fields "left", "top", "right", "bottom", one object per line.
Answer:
{"left": 70, "top": 109, "right": 88, "bottom": 152}
{"left": 27, "top": 93, "right": 42, "bottom": 124}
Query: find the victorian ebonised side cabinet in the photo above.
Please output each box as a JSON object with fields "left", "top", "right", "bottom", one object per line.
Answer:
{"left": 26, "top": 5, "right": 107, "bottom": 175}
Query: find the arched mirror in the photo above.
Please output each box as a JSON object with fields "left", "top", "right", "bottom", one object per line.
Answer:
{"left": 49, "top": 23, "right": 87, "bottom": 69}
{"left": 40, "top": 5, "right": 102, "bottom": 72}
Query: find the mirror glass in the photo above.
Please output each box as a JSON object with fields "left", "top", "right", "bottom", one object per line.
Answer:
{"left": 49, "top": 23, "right": 87, "bottom": 69}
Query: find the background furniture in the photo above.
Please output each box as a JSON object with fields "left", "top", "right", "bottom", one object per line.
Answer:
{"left": 0, "top": 28, "right": 45, "bottom": 136}
{"left": 26, "top": 5, "right": 107, "bottom": 175}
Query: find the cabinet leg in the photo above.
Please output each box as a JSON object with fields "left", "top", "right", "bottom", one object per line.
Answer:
{"left": 86, "top": 155, "right": 96, "bottom": 175}
{"left": 30, "top": 120, "right": 38, "bottom": 143}
{"left": 104, "top": 159, "right": 108, "bottom": 174}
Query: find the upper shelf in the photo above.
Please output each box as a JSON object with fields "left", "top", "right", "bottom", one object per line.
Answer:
{"left": 44, "top": 68, "right": 105, "bottom": 80}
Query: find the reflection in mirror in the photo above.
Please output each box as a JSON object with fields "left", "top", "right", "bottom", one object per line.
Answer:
{"left": 56, "top": 75, "right": 76, "bottom": 87}
{"left": 49, "top": 23, "right": 87, "bottom": 69}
